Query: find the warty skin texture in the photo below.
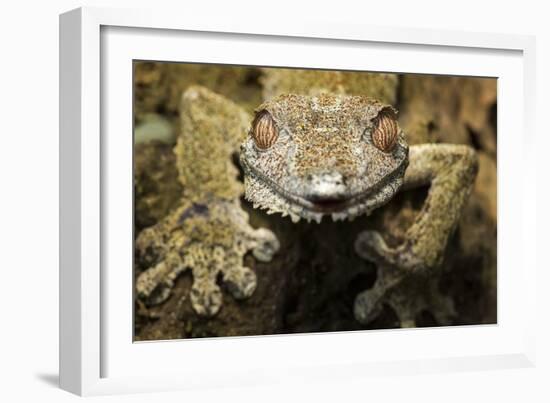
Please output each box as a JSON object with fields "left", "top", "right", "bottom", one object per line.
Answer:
{"left": 241, "top": 94, "right": 408, "bottom": 223}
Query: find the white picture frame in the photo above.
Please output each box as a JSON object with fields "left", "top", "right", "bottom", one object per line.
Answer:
{"left": 59, "top": 6, "right": 537, "bottom": 396}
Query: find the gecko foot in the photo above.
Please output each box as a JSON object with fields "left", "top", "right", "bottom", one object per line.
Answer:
{"left": 353, "top": 230, "right": 426, "bottom": 325}
{"left": 355, "top": 272, "right": 456, "bottom": 327}
{"left": 135, "top": 200, "right": 280, "bottom": 317}
{"left": 353, "top": 263, "right": 405, "bottom": 324}
{"left": 353, "top": 231, "right": 456, "bottom": 326}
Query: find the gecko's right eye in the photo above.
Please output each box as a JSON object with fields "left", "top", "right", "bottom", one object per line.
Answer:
{"left": 252, "top": 110, "right": 278, "bottom": 150}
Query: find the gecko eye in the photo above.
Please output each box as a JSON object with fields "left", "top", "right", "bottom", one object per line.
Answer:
{"left": 372, "top": 108, "right": 399, "bottom": 152}
{"left": 252, "top": 110, "right": 278, "bottom": 150}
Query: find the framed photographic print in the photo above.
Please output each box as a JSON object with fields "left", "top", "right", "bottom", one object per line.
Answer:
{"left": 60, "top": 6, "right": 537, "bottom": 396}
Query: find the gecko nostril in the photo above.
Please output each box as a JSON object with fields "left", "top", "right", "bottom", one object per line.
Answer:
{"left": 332, "top": 173, "right": 344, "bottom": 186}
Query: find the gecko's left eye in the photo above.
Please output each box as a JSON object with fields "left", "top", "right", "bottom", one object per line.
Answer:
{"left": 372, "top": 108, "right": 399, "bottom": 153}
{"left": 252, "top": 110, "right": 278, "bottom": 150}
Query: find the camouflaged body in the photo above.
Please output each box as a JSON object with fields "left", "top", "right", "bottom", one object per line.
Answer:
{"left": 136, "top": 87, "right": 279, "bottom": 316}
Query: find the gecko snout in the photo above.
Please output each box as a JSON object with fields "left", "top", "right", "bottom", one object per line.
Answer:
{"left": 304, "top": 171, "right": 348, "bottom": 204}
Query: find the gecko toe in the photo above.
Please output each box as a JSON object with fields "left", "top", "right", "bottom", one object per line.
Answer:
{"left": 355, "top": 230, "right": 393, "bottom": 263}
{"left": 224, "top": 266, "right": 257, "bottom": 300}
{"left": 252, "top": 228, "right": 280, "bottom": 262}
{"left": 190, "top": 280, "right": 223, "bottom": 317}
{"left": 354, "top": 289, "right": 384, "bottom": 324}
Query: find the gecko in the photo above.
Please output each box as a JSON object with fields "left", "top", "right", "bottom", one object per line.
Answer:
{"left": 135, "top": 70, "right": 478, "bottom": 324}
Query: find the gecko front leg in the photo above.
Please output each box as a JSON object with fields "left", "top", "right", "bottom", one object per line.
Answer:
{"left": 135, "top": 86, "right": 280, "bottom": 317}
{"left": 354, "top": 144, "right": 478, "bottom": 323}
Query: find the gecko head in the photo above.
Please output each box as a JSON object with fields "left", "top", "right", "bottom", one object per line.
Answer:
{"left": 239, "top": 94, "right": 409, "bottom": 223}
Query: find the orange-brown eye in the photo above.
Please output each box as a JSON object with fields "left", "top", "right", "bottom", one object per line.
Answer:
{"left": 252, "top": 110, "right": 278, "bottom": 150}
{"left": 372, "top": 108, "right": 399, "bottom": 152}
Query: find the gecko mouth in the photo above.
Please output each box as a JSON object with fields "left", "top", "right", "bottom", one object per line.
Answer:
{"left": 310, "top": 198, "right": 351, "bottom": 212}
{"left": 241, "top": 155, "right": 408, "bottom": 222}
{"left": 287, "top": 186, "right": 388, "bottom": 214}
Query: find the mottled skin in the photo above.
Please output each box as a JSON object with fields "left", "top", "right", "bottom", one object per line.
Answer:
{"left": 136, "top": 87, "right": 279, "bottom": 316}
{"left": 136, "top": 71, "right": 478, "bottom": 324}
{"left": 241, "top": 95, "right": 408, "bottom": 223}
